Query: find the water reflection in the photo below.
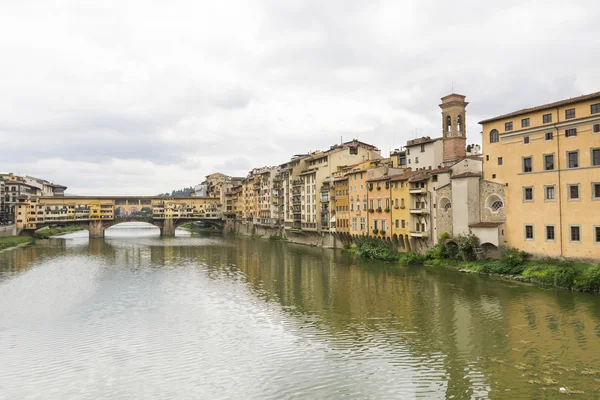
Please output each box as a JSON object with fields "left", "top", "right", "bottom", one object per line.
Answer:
{"left": 0, "top": 230, "right": 599, "bottom": 399}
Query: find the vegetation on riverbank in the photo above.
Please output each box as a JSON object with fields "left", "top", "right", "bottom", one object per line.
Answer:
{"left": 34, "top": 226, "right": 83, "bottom": 238}
{"left": 0, "top": 236, "right": 34, "bottom": 251}
{"left": 180, "top": 222, "right": 217, "bottom": 233}
{"left": 353, "top": 236, "right": 398, "bottom": 261}
{"left": 353, "top": 233, "right": 600, "bottom": 293}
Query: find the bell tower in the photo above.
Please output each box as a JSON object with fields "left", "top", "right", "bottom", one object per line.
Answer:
{"left": 440, "top": 93, "right": 468, "bottom": 165}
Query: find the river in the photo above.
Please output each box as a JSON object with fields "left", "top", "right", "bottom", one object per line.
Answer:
{"left": 0, "top": 224, "right": 599, "bottom": 399}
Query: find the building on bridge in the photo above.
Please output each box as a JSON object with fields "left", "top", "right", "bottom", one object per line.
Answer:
{"left": 0, "top": 173, "right": 67, "bottom": 223}
{"left": 15, "top": 196, "right": 222, "bottom": 237}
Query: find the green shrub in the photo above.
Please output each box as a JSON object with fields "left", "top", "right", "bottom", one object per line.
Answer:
{"left": 501, "top": 248, "right": 530, "bottom": 267}
{"left": 268, "top": 235, "right": 282, "bottom": 241}
{"left": 399, "top": 252, "right": 426, "bottom": 266}
{"left": 574, "top": 265, "right": 600, "bottom": 292}
{"left": 455, "top": 234, "right": 480, "bottom": 261}
{"left": 355, "top": 236, "right": 398, "bottom": 261}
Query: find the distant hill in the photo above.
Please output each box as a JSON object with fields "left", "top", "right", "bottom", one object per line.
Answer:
{"left": 157, "top": 187, "right": 195, "bottom": 197}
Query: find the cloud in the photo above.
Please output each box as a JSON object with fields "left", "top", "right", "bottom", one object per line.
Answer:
{"left": 0, "top": 0, "right": 599, "bottom": 194}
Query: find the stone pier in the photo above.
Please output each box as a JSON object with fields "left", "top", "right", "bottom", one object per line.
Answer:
{"left": 161, "top": 219, "right": 176, "bottom": 237}
{"left": 89, "top": 220, "right": 105, "bottom": 238}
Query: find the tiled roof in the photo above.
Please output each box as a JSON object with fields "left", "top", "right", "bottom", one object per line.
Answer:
{"left": 405, "top": 137, "right": 442, "bottom": 147}
{"left": 451, "top": 172, "right": 482, "bottom": 179}
{"left": 469, "top": 222, "right": 504, "bottom": 228}
{"left": 478, "top": 91, "right": 600, "bottom": 124}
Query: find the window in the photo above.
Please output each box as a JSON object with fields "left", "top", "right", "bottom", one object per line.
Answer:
{"left": 486, "top": 155, "right": 489, "bottom": 161}
{"left": 360, "top": 218, "right": 365, "bottom": 231}
{"left": 565, "top": 128, "right": 577, "bottom": 137}
{"left": 545, "top": 132, "right": 553, "bottom": 141}
{"left": 432, "top": 175, "right": 438, "bottom": 182}
{"left": 565, "top": 108, "right": 575, "bottom": 119}
{"left": 492, "top": 174, "right": 496, "bottom": 179}
{"left": 385, "top": 198, "right": 390, "bottom": 209}
{"left": 593, "top": 183, "right": 600, "bottom": 200}
{"left": 596, "top": 226, "right": 600, "bottom": 244}
{"left": 415, "top": 157, "right": 419, "bottom": 164}
{"left": 543, "top": 113, "right": 552, "bottom": 123}
{"left": 546, "top": 225, "right": 555, "bottom": 241}
{"left": 593, "top": 149, "right": 600, "bottom": 166}
{"left": 498, "top": 157, "right": 503, "bottom": 165}
{"left": 594, "top": 124, "right": 600, "bottom": 133}
{"left": 521, "top": 118, "right": 530, "bottom": 128}
{"left": 525, "top": 225, "right": 534, "bottom": 240}
{"left": 545, "top": 185, "right": 555, "bottom": 201}
{"left": 395, "top": 219, "right": 399, "bottom": 228}
{"left": 490, "top": 129, "right": 499, "bottom": 143}
{"left": 352, "top": 218, "right": 357, "bottom": 231}
{"left": 420, "top": 144, "right": 425, "bottom": 152}
{"left": 369, "top": 199, "right": 374, "bottom": 209}
{"left": 490, "top": 200, "right": 503, "bottom": 211}
{"left": 505, "top": 122, "right": 513, "bottom": 131}
{"left": 568, "top": 184, "right": 580, "bottom": 200}
{"left": 523, "top": 187, "right": 534, "bottom": 201}
{"left": 444, "top": 202, "right": 452, "bottom": 211}
{"left": 401, "top": 220, "right": 405, "bottom": 228}
{"left": 567, "top": 151, "right": 579, "bottom": 168}
{"left": 591, "top": 103, "right": 600, "bottom": 114}
{"left": 524, "top": 136, "right": 530, "bottom": 144}
{"left": 570, "top": 226, "right": 581, "bottom": 242}
{"left": 407, "top": 149, "right": 410, "bottom": 155}
{"left": 523, "top": 157, "right": 532, "bottom": 173}
{"left": 401, "top": 198, "right": 405, "bottom": 208}
{"left": 544, "top": 154, "right": 554, "bottom": 170}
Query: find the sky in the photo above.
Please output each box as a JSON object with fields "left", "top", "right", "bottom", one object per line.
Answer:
{"left": 1, "top": 0, "right": 598, "bottom": 195}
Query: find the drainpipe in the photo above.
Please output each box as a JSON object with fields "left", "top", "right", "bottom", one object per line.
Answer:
{"left": 555, "top": 107, "right": 563, "bottom": 257}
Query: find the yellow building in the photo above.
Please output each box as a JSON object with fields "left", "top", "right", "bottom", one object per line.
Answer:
{"left": 332, "top": 175, "right": 349, "bottom": 233}
{"left": 480, "top": 91, "right": 600, "bottom": 260}
{"left": 366, "top": 176, "right": 392, "bottom": 239}
{"left": 390, "top": 173, "right": 412, "bottom": 250}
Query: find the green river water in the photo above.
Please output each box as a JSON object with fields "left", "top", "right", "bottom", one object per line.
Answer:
{"left": 0, "top": 224, "right": 599, "bottom": 399}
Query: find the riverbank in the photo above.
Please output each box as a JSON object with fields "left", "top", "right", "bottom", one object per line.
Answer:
{"left": 349, "top": 236, "right": 600, "bottom": 293}
{"left": 180, "top": 222, "right": 218, "bottom": 233}
{"left": 0, "top": 236, "right": 34, "bottom": 251}
{"left": 34, "top": 226, "right": 84, "bottom": 238}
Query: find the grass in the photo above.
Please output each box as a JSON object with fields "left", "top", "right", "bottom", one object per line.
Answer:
{"left": 34, "top": 226, "right": 84, "bottom": 238}
{"left": 180, "top": 222, "right": 217, "bottom": 233}
{"left": 0, "top": 236, "right": 34, "bottom": 251}
{"left": 351, "top": 237, "right": 600, "bottom": 293}
{"left": 426, "top": 256, "right": 600, "bottom": 293}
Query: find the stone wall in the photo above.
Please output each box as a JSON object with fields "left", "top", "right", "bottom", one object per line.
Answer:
{"left": 480, "top": 180, "right": 506, "bottom": 222}
{"left": 231, "top": 221, "right": 340, "bottom": 249}
{"left": 435, "top": 184, "right": 453, "bottom": 238}
{"left": 0, "top": 225, "right": 16, "bottom": 237}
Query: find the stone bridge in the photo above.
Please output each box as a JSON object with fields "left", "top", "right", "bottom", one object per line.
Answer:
{"left": 15, "top": 196, "right": 225, "bottom": 238}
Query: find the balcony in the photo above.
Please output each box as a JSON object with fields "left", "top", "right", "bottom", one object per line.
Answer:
{"left": 409, "top": 187, "right": 427, "bottom": 194}
{"left": 410, "top": 231, "right": 429, "bottom": 238}
{"left": 409, "top": 208, "right": 429, "bottom": 215}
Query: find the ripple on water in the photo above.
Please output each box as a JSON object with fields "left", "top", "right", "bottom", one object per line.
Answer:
{"left": 1, "top": 235, "right": 599, "bottom": 399}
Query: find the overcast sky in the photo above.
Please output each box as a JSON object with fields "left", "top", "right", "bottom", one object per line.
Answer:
{"left": 1, "top": 0, "right": 598, "bottom": 195}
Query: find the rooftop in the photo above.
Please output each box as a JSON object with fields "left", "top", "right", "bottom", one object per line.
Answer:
{"left": 478, "top": 90, "right": 600, "bottom": 124}
{"left": 469, "top": 222, "right": 505, "bottom": 228}
{"left": 405, "top": 136, "right": 441, "bottom": 147}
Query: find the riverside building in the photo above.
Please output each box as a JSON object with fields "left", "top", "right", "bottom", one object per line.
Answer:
{"left": 480, "top": 91, "right": 600, "bottom": 260}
